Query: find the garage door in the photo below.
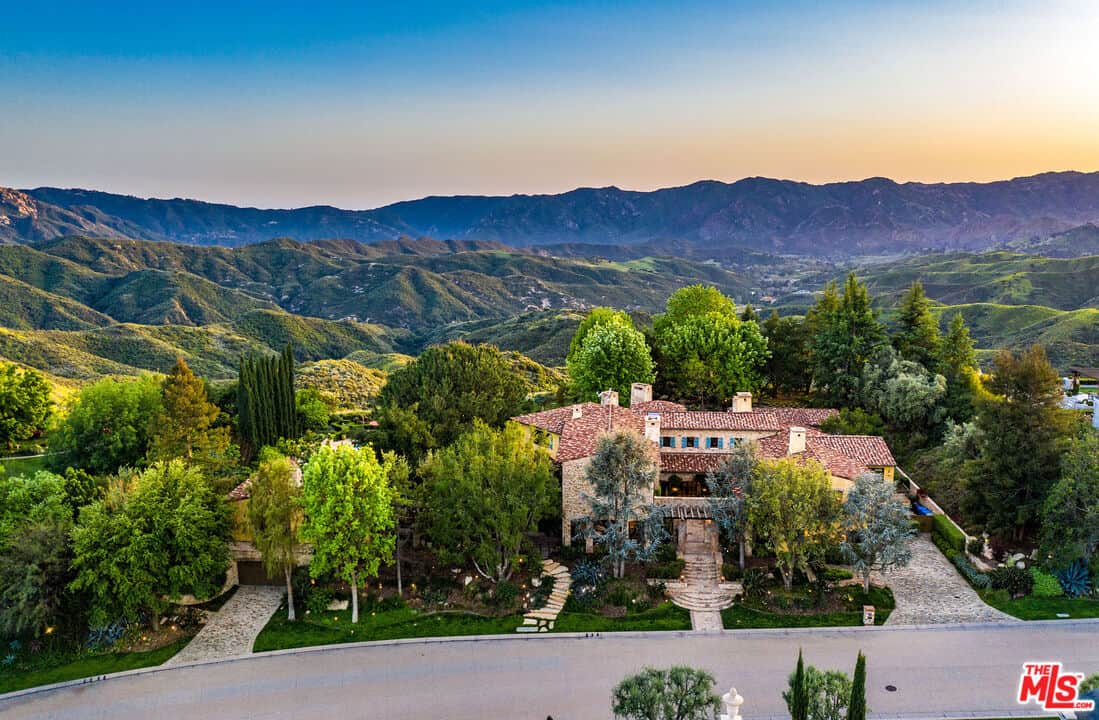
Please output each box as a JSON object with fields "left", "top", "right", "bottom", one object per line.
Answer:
{"left": 236, "top": 561, "right": 282, "bottom": 586}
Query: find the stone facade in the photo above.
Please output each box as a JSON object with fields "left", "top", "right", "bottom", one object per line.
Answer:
{"left": 560, "top": 455, "right": 655, "bottom": 546}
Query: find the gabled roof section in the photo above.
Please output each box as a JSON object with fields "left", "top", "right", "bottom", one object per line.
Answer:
{"left": 659, "top": 452, "right": 728, "bottom": 474}
{"left": 659, "top": 411, "right": 781, "bottom": 431}
{"left": 513, "top": 402, "right": 646, "bottom": 462}
{"left": 810, "top": 434, "right": 896, "bottom": 468}
{"left": 761, "top": 407, "right": 839, "bottom": 429}
{"left": 632, "top": 400, "right": 688, "bottom": 413}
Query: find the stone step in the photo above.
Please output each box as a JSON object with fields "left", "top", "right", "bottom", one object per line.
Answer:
{"left": 522, "top": 617, "right": 538, "bottom": 625}
{"left": 516, "top": 625, "right": 540, "bottom": 633}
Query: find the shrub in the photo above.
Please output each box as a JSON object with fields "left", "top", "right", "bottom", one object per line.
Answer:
{"left": 646, "top": 559, "right": 685, "bottom": 580}
{"left": 494, "top": 581, "right": 519, "bottom": 608}
{"left": 741, "top": 568, "right": 769, "bottom": 597}
{"left": 951, "top": 553, "right": 990, "bottom": 589}
{"left": 822, "top": 567, "right": 854, "bottom": 582}
{"left": 722, "top": 564, "right": 742, "bottom": 582}
{"left": 655, "top": 541, "right": 678, "bottom": 563}
{"left": 305, "top": 587, "right": 335, "bottom": 615}
{"left": 931, "top": 531, "right": 955, "bottom": 558}
{"left": 1057, "top": 561, "right": 1093, "bottom": 598}
{"left": 966, "top": 537, "right": 984, "bottom": 556}
{"left": 530, "top": 575, "right": 556, "bottom": 610}
{"left": 646, "top": 581, "right": 667, "bottom": 601}
{"left": 990, "top": 566, "right": 1033, "bottom": 597}
{"left": 572, "top": 558, "right": 607, "bottom": 589}
{"left": 1030, "top": 568, "right": 1063, "bottom": 598}
{"left": 932, "top": 515, "right": 966, "bottom": 553}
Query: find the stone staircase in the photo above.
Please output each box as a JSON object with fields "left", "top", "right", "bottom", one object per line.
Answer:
{"left": 665, "top": 551, "right": 741, "bottom": 613}
{"left": 517, "top": 559, "right": 571, "bottom": 633}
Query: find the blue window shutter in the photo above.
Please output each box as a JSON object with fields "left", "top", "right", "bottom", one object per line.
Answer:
{"left": 681, "top": 436, "right": 687, "bottom": 448}
{"left": 717, "top": 437, "right": 724, "bottom": 449}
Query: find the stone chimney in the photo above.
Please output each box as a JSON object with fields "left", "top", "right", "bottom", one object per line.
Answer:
{"left": 630, "top": 382, "right": 653, "bottom": 406}
{"left": 731, "top": 391, "right": 753, "bottom": 413}
{"left": 644, "top": 413, "right": 661, "bottom": 444}
{"left": 599, "top": 389, "right": 619, "bottom": 407}
{"left": 788, "top": 426, "right": 807, "bottom": 455}
{"left": 571, "top": 405, "right": 583, "bottom": 420}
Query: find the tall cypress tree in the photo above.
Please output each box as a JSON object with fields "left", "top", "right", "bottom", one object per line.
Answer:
{"left": 792, "top": 649, "right": 809, "bottom": 720}
{"left": 238, "top": 343, "right": 300, "bottom": 460}
{"left": 847, "top": 652, "right": 867, "bottom": 720}
{"left": 893, "top": 281, "right": 942, "bottom": 369}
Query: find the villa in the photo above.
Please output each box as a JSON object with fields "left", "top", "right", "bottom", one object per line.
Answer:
{"left": 511, "top": 384, "right": 896, "bottom": 551}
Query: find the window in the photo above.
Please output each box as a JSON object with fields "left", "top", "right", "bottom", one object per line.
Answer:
{"left": 682, "top": 436, "right": 698, "bottom": 448}
{"left": 661, "top": 436, "right": 676, "bottom": 448}
{"left": 706, "top": 437, "right": 723, "bottom": 449}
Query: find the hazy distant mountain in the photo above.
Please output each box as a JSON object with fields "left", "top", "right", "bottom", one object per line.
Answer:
{"left": 8, "top": 171, "right": 1099, "bottom": 257}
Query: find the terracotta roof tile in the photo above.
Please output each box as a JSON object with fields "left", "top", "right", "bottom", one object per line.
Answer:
{"left": 632, "top": 400, "right": 688, "bottom": 413}
{"left": 658, "top": 452, "right": 729, "bottom": 474}
{"left": 228, "top": 479, "right": 252, "bottom": 500}
{"left": 658, "top": 411, "right": 781, "bottom": 431}
{"left": 810, "top": 435, "right": 896, "bottom": 468}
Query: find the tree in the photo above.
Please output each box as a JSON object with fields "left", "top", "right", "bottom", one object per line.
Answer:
{"left": 148, "top": 357, "right": 232, "bottom": 471}
{"left": 70, "top": 460, "right": 231, "bottom": 629}
{"left": 0, "top": 470, "right": 68, "bottom": 549}
{"left": 893, "top": 281, "right": 942, "bottom": 369}
{"left": 247, "top": 450, "right": 302, "bottom": 620}
{"left": 567, "top": 319, "right": 655, "bottom": 404}
{"left": 820, "top": 409, "right": 886, "bottom": 437}
{"left": 299, "top": 443, "right": 396, "bottom": 623}
{"left": 295, "top": 388, "right": 330, "bottom": 432}
{"left": 383, "top": 451, "right": 414, "bottom": 596}
{"left": 419, "top": 420, "right": 558, "bottom": 583}
{"left": 612, "top": 666, "right": 721, "bottom": 720}
{"left": 0, "top": 519, "right": 75, "bottom": 638}
{"left": 938, "top": 313, "right": 980, "bottom": 423}
{"left": 841, "top": 473, "right": 915, "bottom": 593}
{"left": 784, "top": 661, "right": 852, "bottom": 720}
{"left": 706, "top": 441, "right": 758, "bottom": 569}
{"left": 237, "top": 344, "right": 300, "bottom": 461}
{"left": 654, "top": 286, "right": 769, "bottom": 406}
{"left": 1039, "top": 432, "right": 1099, "bottom": 568}
{"left": 567, "top": 307, "right": 636, "bottom": 365}
{"left": 762, "top": 311, "right": 814, "bottom": 396}
{"left": 811, "top": 275, "right": 887, "bottom": 407}
{"left": 790, "top": 650, "right": 809, "bottom": 720}
{"left": 847, "top": 653, "right": 867, "bottom": 720}
{"left": 749, "top": 458, "right": 840, "bottom": 590}
{"left": 0, "top": 362, "right": 51, "bottom": 451}
{"left": 860, "top": 350, "right": 947, "bottom": 449}
{"left": 48, "top": 376, "right": 163, "bottom": 475}
{"left": 969, "top": 345, "right": 1073, "bottom": 540}
{"left": 377, "top": 342, "right": 527, "bottom": 463}
{"left": 576, "top": 431, "right": 668, "bottom": 578}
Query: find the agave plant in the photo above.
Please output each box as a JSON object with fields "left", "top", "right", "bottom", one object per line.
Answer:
{"left": 1056, "top": 560, "right": 1093, "bottom": 598}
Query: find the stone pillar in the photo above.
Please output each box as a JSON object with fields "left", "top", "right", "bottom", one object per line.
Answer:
{"left": 720, "top": 688, "right": 743, "bottom": 720}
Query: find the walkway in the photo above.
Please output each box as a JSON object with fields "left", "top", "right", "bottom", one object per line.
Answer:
{"left": 165, "top": 586, "right": 284, "bottom": 665}
{"left": 872, "top": 534, "right": 1016, "bottom": 626}
{"left": 666, "top": 550, "right": 740, "bottom": 631}
{"left": 6, "top": 620, "right": 1097, "bottom": 719}
{"left": 518, "top": 559, "right": 571, "bottom": 632}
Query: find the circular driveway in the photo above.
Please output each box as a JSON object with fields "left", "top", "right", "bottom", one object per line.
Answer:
{"left": 3, "top": 621, "right": 1096, "bottom": 720}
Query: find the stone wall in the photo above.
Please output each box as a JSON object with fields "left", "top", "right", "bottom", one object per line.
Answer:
{"left": 560, "top": 457, "right": 656, "bottom": 546}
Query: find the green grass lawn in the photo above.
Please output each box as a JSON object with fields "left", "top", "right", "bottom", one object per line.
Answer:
{"left": 252, "top": 606, "right": 522, "bottom": 653}
{"left": 0, "top": 455, "right": 47, "bottom": 478}
{"left": 722, "top": 586, "right": 894, "bottom": 629}
{"left": 980, "top": 592, "right": 1099, "bottom": 621}
{"left": 0, "top": 639, "right": 188, "bottom": 695}
{"left": 553, "top": 601, "right": 691, "bottom": 633}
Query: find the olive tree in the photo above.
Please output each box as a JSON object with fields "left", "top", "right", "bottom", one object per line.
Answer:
{"left": 840, "top": 472, "right": 915, "bottom": 593}
{"left": 612, "top": 666, "right": 721, "bottom": 720}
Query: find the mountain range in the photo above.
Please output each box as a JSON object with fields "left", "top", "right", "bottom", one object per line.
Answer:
{"left": 6, "top": 171, "right": 1099, "bottom": 257}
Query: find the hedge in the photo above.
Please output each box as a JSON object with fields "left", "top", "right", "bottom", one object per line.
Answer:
{"left": 951, "top": 552, "right": 991, "bottom": 589}
{"left": 646, "top": 559, "right": 686, "bottom": 580}
{"left": 932, "top": 514, "right": 966, "bottom": 553}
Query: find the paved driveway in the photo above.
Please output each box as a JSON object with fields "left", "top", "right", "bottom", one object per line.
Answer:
{"left": 165, "top": 586, "right": 284, "bottom": 665}
{"left": 4, "top": 621, "right": 1096, "bottom": 720}
{"left": 873, "top": 535, "right": 1016, "bottom": 625}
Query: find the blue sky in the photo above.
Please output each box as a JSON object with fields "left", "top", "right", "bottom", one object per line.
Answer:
{"left": 2, "top": 1, "right": 1097, "bottom": 208}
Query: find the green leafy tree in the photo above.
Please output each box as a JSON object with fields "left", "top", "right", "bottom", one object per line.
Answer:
{"left": 811, "top": 275, "right": 887, "bottom": 407}
{"left": 576, "top": 431, "right": 668, "bottom": 578}
{"left": 0, "top": 362, "right": 52, "bottom": 451}
{"left": 1039, "top": 432, "right": 1099, "bottom": 567}
{"left": 0, "top": 470, "right": 68, "bottom": 548}
{"left": 611, "top": 666, "right": 721, "bottom": 720}
{"left": 70, "top": 460, "right": 231, "bottom": 629}
{"left": 420, "top": 420, "right": 557, "bottom": 583}
{"left": 299, "top": 443, "right": 396, "bottom": 623}
{"left": 567, "top": 318, "right": 655, "bottom": 404}
{"left": 295, "top": 388, "right": 331, "bottom": 432}
{"left": 382, "top": 451, "right": 414, "bottom": 595}
{"left": 749, "top": 458, "right": 841, "bottom": 591}
{"left": 567, "top": 307, "right": 635, "bottom": 365}
{"left": 655, "top": 286, "right": 769, "bottom": 406}
{"left": 938, "top": 313, "right": 981, "bottom": 423}
{"left": 706, "top": 441, "right": 758, "bottom": 569}
{"left": 785, "top": 661, "right": 853, "bottom": 720}
{"left": 969, "top": 345, "right": 1073, "bottom": 540}
{"left": 0, "top": 519, "right": 75, "bottom": 638}
{"left": 149, "top": 357, "right": 232, "bottom": 471}
{"left": 49, "top": 376, "right": 163, "bottom": 475}
{"left": 820, "top": 408, "right": 886, "bottom": 437}
{"left": 841, "top": 473, "right": 915, "bottom": 593}
{"left": 847, "top": 653, "right": 867, "bottom": 720}
{"left": 892, "top": 281, "right": 942, "bottom": 369}
{"left": 247, "top": 450, "right": 302, "bottom": 620}
{"left": 377, "top": 342, "right": 527, "bottom": 463}
{"left": 860, "top": 350, "right": 947, "bottom": 450}
{"left": 237, "top": 344, "right": 300, "bottom": 461}
{"left": 762, "top": 311, "right": 814, "bottom": 396}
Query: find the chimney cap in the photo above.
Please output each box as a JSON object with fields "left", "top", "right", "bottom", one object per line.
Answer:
{"left": 735, "top": 391, "right": 753, "bottom": 397}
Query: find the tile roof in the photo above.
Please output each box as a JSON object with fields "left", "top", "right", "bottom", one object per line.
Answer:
{"left": 632, "top": 400, "right": 688, "bottom": 413}
{"left": 228, "top": 479, "right": 252, "bottom": 500}
{"left": 760, "top": 407, "right": 839, "bottom": 428}
{"left": 758, "top": 428, "right": 891, "bottom": 479}
{"left": 810, "top": 435, "right": 896, "bottom": 468}
{"left": 513, "top": 402, "right": 647, "bottom": 462}
{"left": 658, "top": 452, "right": 729, "bottom": 474}
{"left": 658, "top": 411, "right": 781, "bottom": 431}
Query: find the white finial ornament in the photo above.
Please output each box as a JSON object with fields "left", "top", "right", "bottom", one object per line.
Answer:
{"left": 720, "top": 687, "right": 744, "bottom": 720}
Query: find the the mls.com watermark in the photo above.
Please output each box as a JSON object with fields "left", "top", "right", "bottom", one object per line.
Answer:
{"left": 1018, "top": 663, "right": 1096, "bottom": 712}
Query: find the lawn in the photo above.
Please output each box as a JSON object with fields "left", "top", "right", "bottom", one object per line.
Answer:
{"left": 722, "top": 586, "right": 894, "bottom": 629}
{"left": 0, "top": 455, "right": 47, "bottom": 478}
{"left": 0, "top": 639, "right": 188, "bottom": 695}
{"left": 553, "top": 601, "right": 691, "bottom": 633}
{"left": 980, "top": 592, "right": 1099, "bottom": 621}
{"left": 253, "top": 606, "right": 522, "bottom": 653}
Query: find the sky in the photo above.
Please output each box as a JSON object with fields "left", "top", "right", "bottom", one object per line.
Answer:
{"left": 2, "top": 0, "right": 1098, "bottom": 209}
